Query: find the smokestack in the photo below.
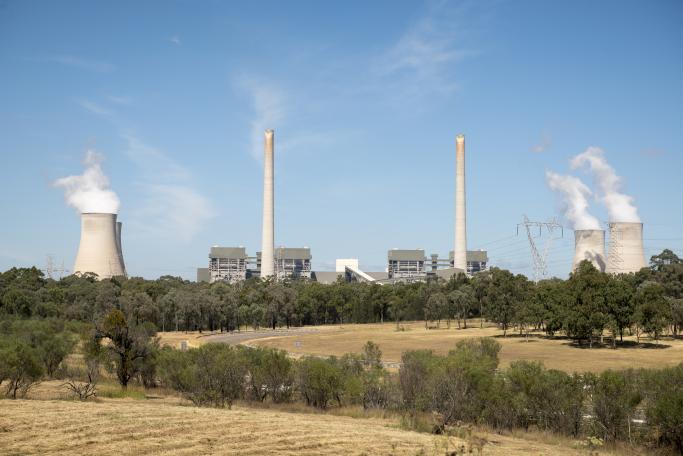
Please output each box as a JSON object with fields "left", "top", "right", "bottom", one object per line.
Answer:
{"left": 573, "top": 230, "right": 606, "bottom": 272}
{"left": 73, "top": 213, "right": 126, "bottom": 279}
{"left": 454, "top": 134, "right": 467, "bottom": 271}
{"left": 260, "top": 129, "right": 275, "bottom": 278}
{"left": 115, "top": 221, "right": 126, "bottom": 276}
{"left": 606, "top": 222, "right": 646, "bottom": 274}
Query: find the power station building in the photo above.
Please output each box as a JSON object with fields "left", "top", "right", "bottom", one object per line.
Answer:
{"left": 199, "top": 245, "right": 311, "bottom": 283}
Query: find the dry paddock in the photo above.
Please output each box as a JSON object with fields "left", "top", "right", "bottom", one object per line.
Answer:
{"left": 0, "top": 397, "right": 603, "bottom": 456}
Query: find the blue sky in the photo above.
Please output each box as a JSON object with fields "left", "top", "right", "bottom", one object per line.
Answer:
{"left": 1, "top": 0, "right": 681, "bottom": 279}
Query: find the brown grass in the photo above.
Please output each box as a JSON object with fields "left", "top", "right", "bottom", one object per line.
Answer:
{"left": 0, "top": 395, "right": 594, "bottom": 456}
{"left": 246, "top": 321, "right": 683, "bottom": 373}
{"left": 0, "top": 381, "right": 650, "bottom": 455}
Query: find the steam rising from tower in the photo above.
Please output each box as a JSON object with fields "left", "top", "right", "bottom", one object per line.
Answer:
{"left": 545, "top": 171, "right": 600, "bottom": 230}
{"left": 260, "top": 129, "right": 275, "bottom": 278}
{"left": 55, "top": 150, "right": 126, "bottom": 279}
{"left": 454, "top": 134, "right": 467, "bottom": 271}
{"left": 571, "top": 147, "right": 640, "bottom": 223}
{"left": 54, "top": 150, "right": 120, "bottom": 214}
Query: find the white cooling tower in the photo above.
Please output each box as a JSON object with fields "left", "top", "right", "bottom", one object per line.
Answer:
{"left": 606, "top": 222, "right": 646, "bottom": 274}
{"left": 572, "top": 230, "right": 606, "bottom": 272}
{"left": 73, "top": 213, "right": 126, "bottom": 279}
{"left": 454, "top": 134, "right": 467, "bottom": 271}
{"left": 260, "top": 129, "right": 275, "bottom": 278}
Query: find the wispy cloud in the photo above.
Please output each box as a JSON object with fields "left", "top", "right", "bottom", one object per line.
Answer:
{"left": 78, "top": 99, "right": 112, "bottom": 116}
{"left": 44, "top": 55, "right": 116, "bottom": 73}
{"left": 237, "top": 76, "right": 286, "bottom": 160}
{"left": 106, "top": 95, "right": 132, "bottom": 105}
{"left": 531, "top": 133, "right": 552, "bottom": 153}
{"left": 169, "top": 36, "right": 181, "bottom": 45}
{"left": 375, "top": 3, "right": 476, "bottom": 98}
{"left": 122, "top": 134, "right": 215, "bottom": 241}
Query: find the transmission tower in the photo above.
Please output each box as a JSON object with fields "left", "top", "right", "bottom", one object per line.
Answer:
{"left": 517, "top": 215, "right": 563, "bottom": 281}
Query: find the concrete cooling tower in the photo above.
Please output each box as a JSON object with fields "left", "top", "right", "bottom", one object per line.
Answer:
{"left": 73, "top": 213, "right": 126, "bottom": 279}
{"left": 606, "top": 222, "right": 646, "bottom": 274}
{"left": 572, "top": 230, "right": 606, "bottom": 272}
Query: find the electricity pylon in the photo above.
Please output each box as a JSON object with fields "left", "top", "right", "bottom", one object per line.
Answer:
{"left": 517, "top": 215, "right": 563, "bottom": 281}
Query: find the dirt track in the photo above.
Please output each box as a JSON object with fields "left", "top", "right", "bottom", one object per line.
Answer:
{"left": 204, "top": 328, "right": 320, "bottom": 346}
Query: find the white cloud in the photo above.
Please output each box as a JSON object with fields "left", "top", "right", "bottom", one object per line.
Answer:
{"left": 169, "top": 36, "right": 181, "bottom": 45}
{"left": 122, "top": 134, "right": 215, "bottom": 241}
{"left": 375, "top": 3, "right": 476, "bottom": 98}
{"left": 78, "top": 99, "right": 112, "bottom": 116}
{"left": 45, "top": 55, "right": 116, "bottom": 73}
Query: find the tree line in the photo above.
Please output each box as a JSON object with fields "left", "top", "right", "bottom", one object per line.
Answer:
{"left": 1, "top": 249, "right": 681, "bottom": 346}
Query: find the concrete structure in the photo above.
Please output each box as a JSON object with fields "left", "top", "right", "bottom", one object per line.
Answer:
{"left": 336, "top": 259, "right": 359, "bottom": 273}
{"left": 260, "top": 129, "right": 275, "bottom": 278}
{"left": 73, "top": 213, "right": 126, "bottom": 279}
{"left": 208, "top": 246, "right": 248, "bottom": 283}
{"left": 448, "top": 250, "right": 489, "bottom": 275}
{"left": 115, "top": 221, "right": 126, "bottom": 275}
{"left": 606, "top": 222, "right": 646, "bottom": 274}
{"left": 573, "top": 230, "right": 606, "bottom": 272}
{"left": 454, "top": 134, "right": 467, "bottom": 271}
{"left": 388, "top": 249, "right": 426, "bottom": 279}
{"left": 257, "top": 247, "right": 312, "bottom": 280}
{"left": 197, "top": 268, "right": 210, "bottom": 283}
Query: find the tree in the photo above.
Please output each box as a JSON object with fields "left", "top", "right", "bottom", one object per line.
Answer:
{"left": 425, "top": 292, "right": 447, "bottom": 328}
{"left": 94, "top": 309, "right": 158, "bottom": 388}
{"left": 0, "top": 340, "right": 44, "bottom": 398}
{"left": 604, "top": 275, "right": 635, "bottom": 345}
{"left": 486, "top": 268, "right": 525, "bottom": 336}
{"left": 633, "top": 282, "right": 670, "bottom": 343}
{"left": 566, "top": 261, "right": 609, "bottom": 347}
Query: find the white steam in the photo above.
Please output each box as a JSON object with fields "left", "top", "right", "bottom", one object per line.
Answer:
{"left": 54, "top": 150, "right": 120, "bottom": 214}
{"left": 545, "top": 171, "right": 600, "bottom": 230}
{"left": 570, "top": 146, "right": 640, "bottom": 222}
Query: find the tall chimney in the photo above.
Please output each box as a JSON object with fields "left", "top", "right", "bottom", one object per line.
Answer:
{"left": 260, "top": 129, "right": 275, "bottom": 279}
{"left": 73, "top": 213, "right": 126, "bottom": 279}
{"left": 454, "top": 134, "right": 467, "bottom": 271}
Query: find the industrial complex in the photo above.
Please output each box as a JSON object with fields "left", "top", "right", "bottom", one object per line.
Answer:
{"left": 64, "top": 128, "right": 646, "bottom": 283}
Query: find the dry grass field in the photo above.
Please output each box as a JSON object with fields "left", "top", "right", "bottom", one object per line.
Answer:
{"left": 0, "top": 384, "right": 635, "bottom": 456}
{"left": 243, "top": 321, "right": 683, "bottom": 373}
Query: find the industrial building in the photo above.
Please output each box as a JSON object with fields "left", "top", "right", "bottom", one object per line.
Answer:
{"left": 199, "top": 245, "right": 311, "bottom": 283}
{"left": 387, "top": 249, "right": 427, "bottom": 279}
{"left": 208, "top": 246, "right": 248, "bottom": 283}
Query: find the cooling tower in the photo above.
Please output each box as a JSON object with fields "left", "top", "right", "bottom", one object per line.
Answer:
{"left": 115, "top": 221, "right": 127, "bottom": 276}
{"left": 260, "top": 129, "right": 275, "bottom": 278}
{"left": 606, "top": 222, "right": 646, "bottom": 274}
{"left": 572, "top": 230, "right": 606, "bottom": 272}
{"left": 73, "top": 213, "right": 126, "bottom": 279}
{"left": 453, "top": 134, "right": 467, "bottom": 271}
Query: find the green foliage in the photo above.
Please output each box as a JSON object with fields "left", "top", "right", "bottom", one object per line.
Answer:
{"left": 591, "top": 370, "right": 642, "bottom": 442}
{"left": 297, "top": 357, "right": 344, "bottom": 409}
{"left": 0, "top": 339, "right": 44, "bottom": 398}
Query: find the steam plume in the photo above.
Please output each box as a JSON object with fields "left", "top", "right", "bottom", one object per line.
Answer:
{"left": 545, "top": 171, "right": 600, "bottom": 230}
{"left": 54, "top": 150, "right": 120, "bottom": 214}
{"left": 570, "top": 147, "right": 640, "bottom": 222}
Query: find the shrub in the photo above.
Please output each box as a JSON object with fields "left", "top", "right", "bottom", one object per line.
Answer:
{"left": 297, "top": 357, "right": 344, "bottom": 409}
{"left": 644, "top": 362, "right": 683, "bottom": 452}
{"left": 591, "top": 370, "right": 642, "bottom": 442}
{"left": 243, "top": 347, "right": 294, "bottom": 403}
{"left": 0, "top": 339, "right": 44, "bottom": 398}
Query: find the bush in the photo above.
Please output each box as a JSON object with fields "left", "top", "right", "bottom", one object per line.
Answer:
{"left": 498, "top": 361, "right": 584, "bottom": 435}
{"left": 243, "top": 347, "right": 294, "bottom": 403}
{"left": 644, "top": 363, "right": 683, "bottom": 452}
{"left": 0, "top": 339, "right": 44, "bottom": 398}
{"left": 297, "top": 357, "right": 344, "bottom": 409}
{"left": 399, "top": 350, "right": 439, "bottom": 411}
{"left": 591, "top": 370, "right": 642, "bottom": 442}
{"left": 189, "top": 344, "right": 246, "bottom": 408}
